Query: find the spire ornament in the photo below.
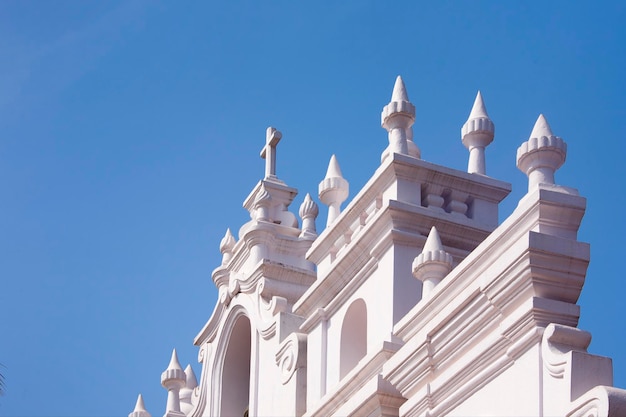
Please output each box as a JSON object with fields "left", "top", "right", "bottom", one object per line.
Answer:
{"left": 412, "top": 226, "right": 453, "bottom": 298}
{"left": 180, "top": 364, "right": 198, "bottom": 415}
{"left": 219, "top": 228, "right": 236, "bottom": 265}
{"left": 461, "top": 91, "right": 495, "bottom": 175}
{"left": 516, "top": 114, "right": 567, "bottom": 192}
{"left": 129, "top": 394, "right": 152, "bottom": 417}
{"left": 253, "top": 184, "right": 272, "bottom": 221}
{"left": 319, "top": 155, "right": 349, "bottom": 228}
{"left": 381, "top": 76, "right": 418, "bottom": 162}
{"left": 161, "top": 349, "right": 186, "bottom": 417}
{"left": 299, "top": 193, "right": 319, "bottom": 238}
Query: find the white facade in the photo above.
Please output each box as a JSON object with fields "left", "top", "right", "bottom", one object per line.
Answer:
{"left": 130, "top": 77, "right": 626, "bottom": 417}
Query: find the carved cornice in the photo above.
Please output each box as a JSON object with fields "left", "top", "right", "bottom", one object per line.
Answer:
{"left": 227, "top": 220, "right": 314, "bottom": 274}
{"left": 195, "top": 259, "right": 315, "bottom": 346}
{"left": 211, "top": 266, "right": 230, "bottom": 290}
{"left": 243, "top": 179, "right": 298, "bottom": 214}
{"left": 307, "top": 153, "right": 510, "bottom": 265}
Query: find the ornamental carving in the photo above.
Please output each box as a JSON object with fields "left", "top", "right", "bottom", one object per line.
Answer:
{"left": 275, "top": 333, "right": 307, "bottom": 385}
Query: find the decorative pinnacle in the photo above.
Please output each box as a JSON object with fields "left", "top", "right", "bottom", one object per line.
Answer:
{"left": 381, "top": 76, "right": 418, "bottom": 161}
{"left": 516, "top": 114, "right": 567, "bottom": 192}
{"left": 530, "top": 113, "right": 554, "bottom": 138}
{"left": 180, "top": 364, "right": 198, "bottom": 414}
{"left": 412, "top": 226, "right": 453, "bottom": 297}
{"left": 391, "top": 75, "right": 410, "bottom": 102}
{"left": 461, "top": 91, "right": 494, "bottom": 175}
{"left": 325, "top": 154, "right": 343, "bottom": 178}
{"left": 299, "top": 193, "right": 319, "bottom": 238}
{"left": 468, "top": 91, "right": 489, "bottom": 119}
{"left": 128, "top": 394, "right": 152, "bottom": 417}
{"left": 423, "top": 226, "right": 444, "bottom": 252}
{"left": 251, "top": 184, "right": 273, "bottom": 223}
{"left": 319, "top": 155, "right": 349, "bottom": 228}
{"left": 161, "top": 349, "right": 186, "bottom": 416}
{"left": 167, "top": 349, "right": 183, "bottom": 370}
{"left": 183, "top": 364, "right": 198, "bottom": 390}
{"left": 299, "top": 193, "right": 319, "bottom": 219}
{"left": 161, "top": 349, "right": 186, "bottom": 389}
{"left": 219, "top": 228, "right": 236, "bottom": 265}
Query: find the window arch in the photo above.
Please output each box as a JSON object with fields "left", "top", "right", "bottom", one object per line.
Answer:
{"left": 220, "top": 314, "right": 252, "bottom": 417}
{"left": 340, "top": 298, "right": 367, "bottom": 379}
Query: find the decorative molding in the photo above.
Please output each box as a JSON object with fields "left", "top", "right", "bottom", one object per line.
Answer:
{"left": 306, "top": 152, "right": 510, "bottom": 267}
{"left": 542, "top": 323, "right": 591, "bottom": 379}
{"left": 189, "top": 342, "right": 212, "bottom": 417}
{"left": 258, "top": 321, "right": 277, "bottom": 340}
{"left": 211, "top": 267, "right": 229, "bottom": 290}
{"left": 275, "top": 333, "right": 307, "bottom": 385}
{"left": 566, "top": 386, "right": 626, "bottom": 417}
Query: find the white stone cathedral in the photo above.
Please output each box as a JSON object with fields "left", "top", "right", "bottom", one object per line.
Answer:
{"left": 129, "top": 77, "right": 626, "bottom": 417}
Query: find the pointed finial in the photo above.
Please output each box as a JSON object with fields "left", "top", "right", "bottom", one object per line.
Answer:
{"left": 530, "top": 114, "right": 554, "bottom": 138}
{"left": 517, "top": 114, "right": 567, "bottom": 192}
{"left": 128, "top": 394, "right": 152, "bottom": 417}
{"left": 423, "top": 225, "right": 444, "bottom": 252}
{"left": 219, "top": 228, "right": 236, "bottom": 265}
{"left": 135, "top": 394, "right": 147, "bottom": 411}
{"left": 184, "top": 364, "right": 198, "bottom": 389}
{"left": 391, "top": 75, "right": 410, "bottom": 102}
{"left": 180, "top": 365, "right": 198, "bottom": 414}
{"left": 381, "top": 76, "right": 418, "bottom": 162}
{"left": 325, "top": 154, "right": 343, "bottom": 178}
{"left": 468, "top": 91, "right": 489, "bottom": 119}
{"left": 161, "top": 349, "right": 186, "bottom": 415}
{"left": 412, "top": 227, "right": 453, "bottom": 298}
{"left": 461, "top": 91, "right": 494, "bottom": 175}
{"left": 251, "top": 184, "right": 273, "bottom": 222}
{"left": 162, "top": 349, "right": 185, "bottom": 395}
{"left": 166, "top": 349, "right": 184, "bottom": 372}
{"left": 299, "top": 193, "right": 319, "bottom": 238}
{"left": 319, "top": 155, "right": 349, "bottom": 228}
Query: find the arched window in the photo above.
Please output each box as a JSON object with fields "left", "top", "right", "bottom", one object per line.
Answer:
{"left": 340, "top": 298, "right": 367, "bottom": 379}
{"left": 220, "top": 315, "right": 252, "bottom": 417}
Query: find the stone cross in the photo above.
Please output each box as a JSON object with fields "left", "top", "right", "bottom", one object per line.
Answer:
{"left": 260, "top": 127, "right": 282, "bottom": 179}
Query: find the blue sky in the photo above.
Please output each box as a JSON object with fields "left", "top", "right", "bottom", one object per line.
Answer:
{"left": 0, "top": 1, "right": 624, "bottom": 415}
